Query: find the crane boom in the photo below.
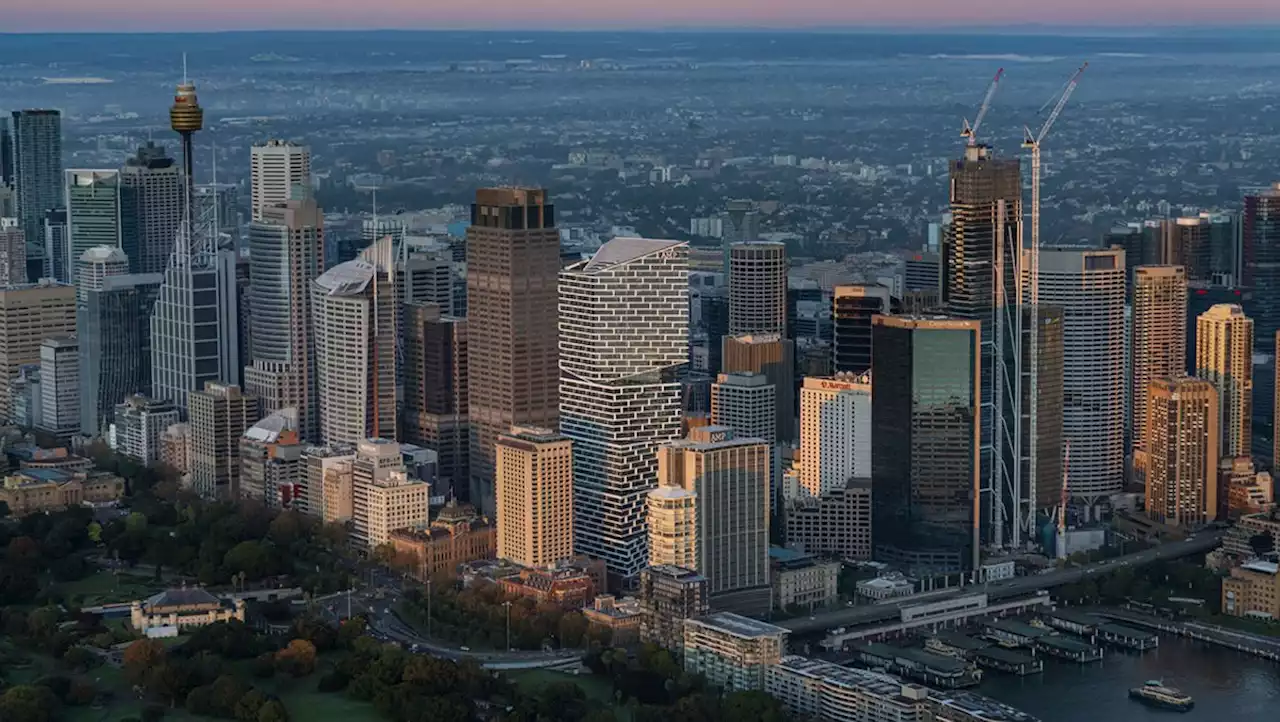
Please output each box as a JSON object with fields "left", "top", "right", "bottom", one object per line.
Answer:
{"left": 1027, "top": 62, "right": 1087, "bottom": 145}
{"left": 961, "top": 67, "right": 1004, "bottom": 146}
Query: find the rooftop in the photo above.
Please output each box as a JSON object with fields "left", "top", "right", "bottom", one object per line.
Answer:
{"left": 145, "top": 587, "right": 221, "bottom": 609}
{"left": 581, "top": 236, "right": 686, "bottom": 273}
{"left": 689, "top": 612, "right": 789, "bottom": 640}
{"left": 1241, "top": 560, "right": 1279, "bottom": 575}
{"left": 314, "top": 259, "right": 376, "bottom": 296}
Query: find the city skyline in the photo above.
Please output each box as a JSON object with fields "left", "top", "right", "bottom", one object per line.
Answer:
{"left": 7, "top": 1, "right": 1280, "bottom": 32}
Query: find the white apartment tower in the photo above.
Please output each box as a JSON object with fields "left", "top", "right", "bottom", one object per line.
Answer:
{"left": 647, "top": 485, "right": 698, "bottom": 570}
{"left": 798, "top": 374, "right": 872, "bottom": 499}
{"left": 560, "top": 237, "right": 689, "bottom": 580}
{"left": 250, "top": 140, "right": 311, "bottom": 221}
{"left": 1196, "top": 304, "right": 1254, "bottom": 458}
{"left": 311, "top": 239, "right": 396, "bottom": 446}
{"left": 1031, "top": 247, "right": 1127, "bottom": 506}
{"left": 37, "top": 336, "right": 79, "bottom": 439}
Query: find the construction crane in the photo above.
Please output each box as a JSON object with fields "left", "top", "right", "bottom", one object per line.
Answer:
{"left": 961, "top": 67, "right": 1004, "bottom": 146}
{"left": 1025, "top": 62, "right": 1086, "bottom": 542}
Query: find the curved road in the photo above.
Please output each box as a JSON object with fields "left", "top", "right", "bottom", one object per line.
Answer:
{"left": 780, "top": 532, "right": 1225, "bottom": 634}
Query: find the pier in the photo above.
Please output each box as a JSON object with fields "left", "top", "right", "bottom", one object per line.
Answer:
{"left": 851, "top": 642, "right": 983, "bottom": 688}
{"left": 1094, "top": 622, "right": 1159, "bottom": 650}
{"left": 1095, "top": 609, "right": 1280, "bottom": 662}
{"left": 1034, "top": 635, "right": 1104, "bottom": 663}
{"left": 974, "top": 647, "right": 1044, "bottom": 675}
{"left": 1040, "top": 609, "right": 1098, "bottom": 636}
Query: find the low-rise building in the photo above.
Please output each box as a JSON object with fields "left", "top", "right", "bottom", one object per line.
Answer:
{"left": 1219, "top": 511, "right": 1280, "bottom": 563}
{"left": 112, "top": 395, "right": 180, "bottom": 465}
{"left": 130, "top": 588, "right": 246, "bottom": 636}
{"left": 639, "top": 564, "right": 709, "bottom": 650}
{"left": 160, "top": 423, "right": 190, "bottom": 475}
{"left": 683, "top": 612, "right": 789, "bottom": 691}
{"left": 1222, "top": 458, "right": 1275, "bottom": 517}
{"left": 0, "top": 469, "right": 124, "bottom": 516}
{"left": 6, "top": 444, "right": 93, "bottom": 473}
{"left": 388, "top": 501, "right": 496, "bottom": 580}
{"left": 583, "top": 595, "right": 643, "bottom": 646}
{"left": 770, "top": 547, "right": 840, "bottom": 611}
{"left": 765, "top": 656, "right": 930, "bottom": 722}
{"left": 857, "top": 573, "right": 917, "bottom": 602}
{"left": 497, "top": 559, "right": 603, "bottom": 608}
{"left": 1222, "top": 559, "right": 1280, "bottom": 619}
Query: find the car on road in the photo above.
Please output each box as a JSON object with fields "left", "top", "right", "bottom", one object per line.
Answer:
{"left": 460, "top": 646, "right": 470, "bottom": 652}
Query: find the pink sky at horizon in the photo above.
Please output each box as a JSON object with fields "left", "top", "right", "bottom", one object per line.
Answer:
{"left": 6, "top": 0, "right": 1280, "bottom": 32}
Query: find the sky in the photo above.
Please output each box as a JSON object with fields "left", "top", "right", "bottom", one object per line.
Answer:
{"left": 4, "top": 0, "right": 1280, "bottom": 32}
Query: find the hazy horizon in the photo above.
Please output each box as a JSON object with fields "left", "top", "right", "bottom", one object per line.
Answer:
{"left": 6, "top": 0, "right": 1280, "bottom": 33}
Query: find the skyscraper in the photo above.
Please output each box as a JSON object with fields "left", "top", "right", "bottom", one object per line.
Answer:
{"left": 871, "top": 315, "right": 981, "bottom": 573}
{"left": 832, "top": 284, "right": 891, "bottom": 375}
{"left": 1145, "top": 377, "right": 1219, "bottom": 527}
{"left": 1166, "top": 215, "right": 1212, "bottom": 283}
{"left": 722, "top": 334, "right": 796, "bottom": 443}
{"left": 402, "top": 302, "right": 469, "bottom": 500}
{"left": 0, "top": 117, "right": 12, "bottom": 189}
{"left": 647, "top": 486, "right": 699, "bottom": 571}
{"left": 560, "top": 237, "right": 688, "bottom": 581}
{"left": 77, "top": 248, "right": 162, "bottom": 435}
{"left": 240, "top": 409, "right": 303, "bottom": 509}
{"left": 466, "top": 188, "right": 561, "bottom": 513}
{"left": 189, "top": 382, "right": 260, "bottom": 499}
{"left": 119, "top": 142, "right": 182, "bottom": 275}
{"left": 243, "top": 198, "right": 325, "bottom": 441}
{"left": 720, "top": 199, "right": 760, "bottom": 275}
{"left": 655, "top": 426, "right": 771, "bottom": 611}
{"left": 1243, "top": 183, "right": 1280, "bottom": 350}
{"left": 11, "top": 110, "right": 62, "bottom": 272}
{"left": 350, "top": 438, "right": 430, "bottom": 549}
{"left": 944, "top": 143, "right": 1022, "bottom": 548}
{"left": 729, "top": 241, "right": 787, "bottom": 336}
{"left": 1022, "top": 306, "right": 1064, "bottom": 511}
{"left": 43, "top": 209, "right": 69, "bottom": 283}
{"left": 1196, "top": 304, "right": 1254, "bottom": 459}
{"left": 710, "top": 372, "right": 776, "bottom": 445}
{"left": 36, "top": 336, "right": 79, "bottom": 441}
{"left": 0, "top": 218, "right": 25, "bottom": 284}
{"left": 1032, "top": 247, "right": 1126, "bottom": 507}
{"left": 151, "top": 71, "right": 236, "bottom": 415}
{"left": 66, "top": 170, "right": 131, "bottom": 276}
{"left": 797, "top": 374, "right": 872, "bottom": 499}
{"left": 311, "top": 243, "right": 396, "bottom": 445}
{"left": 1132, "top": 266, "right": 1188, "bottom": 468}
{"left": 494, "top": 427, "right": 574, "bottom": 569}
{"left": 0, "top": 280, "right": 75, "bottom": 421}
{"left": 250, "top": 140, "right": 311, "bottom": 221}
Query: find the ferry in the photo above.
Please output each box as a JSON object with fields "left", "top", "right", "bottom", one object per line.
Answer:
{"left": 1128, "top": 680, "right": 1194, "bottom": 712}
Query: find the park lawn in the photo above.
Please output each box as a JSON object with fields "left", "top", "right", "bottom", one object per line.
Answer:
{"left": 506, "top": 668, "right": 619, "bottom": 708}
{"left": 257, "top": 668, "right": 381, "bottom": 722}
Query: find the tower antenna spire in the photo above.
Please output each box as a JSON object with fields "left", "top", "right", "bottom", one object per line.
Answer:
{"left": 183, "top": 53, "right": 188, "bottom": 84}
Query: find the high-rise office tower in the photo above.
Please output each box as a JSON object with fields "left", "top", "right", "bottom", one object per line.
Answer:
{"left": 77, "top": 248, "right": 162, "bottom": 435}
{"left": 300, "top": 444, "right": 355, "bottom": 521}
{"left": 119, "top": 142, "right": 182, "bottom": 275}
{"left": 1204, "top": 211, "right": 1240, "bottom": 283}
{"left": 656, "top": 426, "right": 770, "bottom": 610}
{"left": 37, "top": 336, "right": 79, "bottom": 440}
{"left": 311, "top": 242, "right": 396, "bottom": 446}
{"left": 831, "top": 284, "right": 891, "bottom": 375}
{"left": 43, "top": 209, "right": 69, "bottom": 283}
{"left": 151, "top": 71, "right": 236, "bottom": 415}
{"left": 0, "top": 280, "right": 75, "bottom": 420}
{"left": 1022, "top": 306, "right": 1065, "bottom": 511}
{"left": 719, "top": 199, "right": 760, "bottom": 275}
{"left": 1243, "top": 183, "right": 1280, "bottom": 350}
{"left": 905, "top": 251, "right": 942, "bottom": 294}
{"left": 494, "top": 427, "right": 574, "bottom": 569}
{"left": 11, "top": 110, "right": 62, "bottom": 273}
{"left": 729, "top": 241, "right": 787, "bottom": 336}
{"left": 1166, "top": 215, "right": 1213, "bottom": 283}
{"left": 871, "top": 315, "right": 981, "bottom": 573}
{"left": 798, "top": 374, "right": 872, "bottom": 499}
{"left": 350, "top": 438, "right": 430, "bottom": 549}
{"left": 710, "top": 372, "right": 776, "bottom": 445}
{"left": 398, "top": 250, "right": 454, "bottom": 316}
{"left": 243, "top": 198, "right": 324, "bottom": 441}
{"left": 560, "top": 237, "right": 688, "bottom": 581}
{"left": 0, "top": 117, "right": 12, "bottom": 188}
{"left": 1032, "top": 247, "right": 1126, "bottom": 507}
{"left": 1132, "top": 266, "right": 1188, "bottom": 467}
{"left": 250, "top": 140, "right": 311, "bottom": 221}
{"left": 944, "top": 143, "right": 1023, "bottom": 548}
{"left": 240, "top": 409, "right": 303, "bottom": 508}
{"left": 1145, "top": 377, "right": 1219, "bottom": 527}
{"left": 1196, "top": 304, "right": 1254, "bottom": 458}
{"left": 722, "top": 334, "right": 796, "bottom": 443}
{"left": 1187, "top": 283, "right": 1251, "bottom": 376}
{"left": 0, "top": 218, "right": 25, "bottom": 284}
{"left": 65, "top": 170, "right": 133, "bottom": 278}
{"left": 466, "top": 188, "right": 560, "bottom": 513}
{"left": 189, "top": 382, "right": 260, "bottom": 499}
{"left": 402, "top": 302, "right": 469, "bottom": 500}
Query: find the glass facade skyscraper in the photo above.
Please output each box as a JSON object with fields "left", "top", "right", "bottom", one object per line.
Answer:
{"left": 79, "top": 271, "right": 163, "bottom": 435}
{"left": 10, "top": 110, "right": 62, "bottom": 273}
{"left": 871, "top": 315, "right": 981, "bottom": 574}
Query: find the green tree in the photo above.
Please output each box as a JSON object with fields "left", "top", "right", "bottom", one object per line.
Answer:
{"left": 224, "top": 541, "right": 272, "bottom": 580}
{"left": 274, "top": 639, "right": 317, "bottom": 677}
{"left": 0, "top": 685, "right": 58, "bottom": 722}
{"left": 123, "top": 639, "right": 168, "bottom": 686}
{"left": 256, "top": 699, "right": 290, "bottom": 722}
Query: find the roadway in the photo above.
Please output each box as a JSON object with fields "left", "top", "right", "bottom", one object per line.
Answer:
{"left": 779, "top": 531, "right": 1225, "bottom": 635}
{"left": 315, "top": 585, "right": 582, "bottom": 668}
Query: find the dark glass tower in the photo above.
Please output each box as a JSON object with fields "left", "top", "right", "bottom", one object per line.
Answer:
{"left": 10, "top": 110, "right": 63, "bottom": 273}
{"left": 832, "top": 284, "right": 891, "bottom": 375}
{"left": 79, "top": 272, "right": 164, "bottom": 434}
{"left": 1243, "top": 183, "right": 1280, "bottom": 351}
{"left": 871, "top": 315, "right": 981, "bottom": 573}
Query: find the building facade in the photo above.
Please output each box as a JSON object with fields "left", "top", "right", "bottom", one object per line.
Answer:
{"left": 494, "top": 427, "right": 574, "bottom": 569}
{"left": 112, "top": 395, "right": 181, "bottom": 465}
{"left": 11, "top": 110, "right": 62, "bottom": 272}
{"left": 0, "top": 280, "right": 75, "bottom": 421}
{"left": 560, "top": 237, "right": 688, "bottom": 580}
{"left": 1145, "top": 377, "right": 1220, "bottom": 527}
{"left": 728, "top": 241, "right": 787, "bottom": 337}
{"left": 1196, "top": 304, "right": 1254, "bottom": 458}
{"left": 78, "top": 261, "right": 162, "bottom": 435}
{"left": 832, "top": 284, "right": 891, "bottom": 375}
{"left": 118, "top": 142, "right": 182, "bottom": 276}
{"left": 683, "top": 613, "right": 789, "bottom": 692}
{"left": 250, "top": 140, "right": 311, "bottom": 221}
{"left": 402, "top": 302, "right": 469, "bottom": 500}
{"left": 798, "top": 374, "right": 872, "bottom": 499}
{"left": 639, "top": 565, "right": 709, "bottom": 650}
{"left": 65, "top": 169, "right": 130, "bottom": 277}
{"left": 1132, "top": 266, "right": 1189, "bottom": 467}
{"left": 466, "top": 188, "right": 561, "bottom": 513}
{"left": 36, "top": 336, "right": 79, "bottom": 440}
{"left": 189, "top": 382, "right": 260, "bottom": 500}
{"left": 239, "top": 409, "right": 303, "bottom": 508}
{"left": 721, "top": 333, "right": 796, "bottom": 443}
{"left": 350, "top": 439, "right": 430, "bottom": 549}
{"left": 784, "top": 477, "right": 873, "bottom": 561}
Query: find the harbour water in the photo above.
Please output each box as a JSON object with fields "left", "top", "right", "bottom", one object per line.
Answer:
{"left": 982, "top": 635, "right": 1279, "bottom": 720}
